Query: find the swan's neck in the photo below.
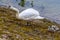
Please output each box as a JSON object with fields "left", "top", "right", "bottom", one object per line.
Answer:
{"left": 16, "top": 13, "right": 20, "bottom": 19}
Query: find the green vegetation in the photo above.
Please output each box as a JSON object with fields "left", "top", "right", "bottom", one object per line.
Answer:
{"left": 0, "top": 7, "right": 60, "bottom": 40}
{"left": 18, "top": 0, "right": 25, "bottom": 7}
{"left": 31, "top": 1, "right": 34, "bottom": 7}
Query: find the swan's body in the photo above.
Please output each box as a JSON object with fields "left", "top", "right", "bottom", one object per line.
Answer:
{"left": 16, "top": 8, "right": 44, "bottom": 20}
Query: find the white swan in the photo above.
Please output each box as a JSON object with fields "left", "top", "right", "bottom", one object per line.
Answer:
{"left": 9, "top": 7, "right": 44, "bottom": 26}
{"left": 16, "top": 8, "right": 44, "bottom": 20}
{"left": 8, "top": 6, "right": 44, "bottom": 20}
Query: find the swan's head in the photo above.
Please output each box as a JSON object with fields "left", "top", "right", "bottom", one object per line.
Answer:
{"left": 9, "top": 5, "right": 19, "bottom": 13}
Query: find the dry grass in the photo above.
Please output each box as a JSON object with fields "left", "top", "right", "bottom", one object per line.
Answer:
{"left": 0, "top": 7, "right": 60, "bottom": 40}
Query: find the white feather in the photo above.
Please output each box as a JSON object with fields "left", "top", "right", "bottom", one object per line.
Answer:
{"left": 16, "top": 8, "right": 44, "bottom": 20}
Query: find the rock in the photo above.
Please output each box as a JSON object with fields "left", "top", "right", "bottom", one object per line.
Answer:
{"left": 0, "top": 38, "right": 7, "bottom": 40}
{"left": 1, "top": 34, "right": 8, "bottom": 39}
{"left": 48, "top": 25, "right": 60, "bottom": 32}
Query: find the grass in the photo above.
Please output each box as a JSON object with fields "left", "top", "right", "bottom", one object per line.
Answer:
{"left": 0, "top": 7, "right": 60, "bottom": 40}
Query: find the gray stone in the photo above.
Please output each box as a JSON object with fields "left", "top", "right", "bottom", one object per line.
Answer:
{"left": 48, "top": 25, "right": 60, "bottom": 32}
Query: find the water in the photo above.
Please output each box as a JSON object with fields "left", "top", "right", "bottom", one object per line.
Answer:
{"left": 0, "top": 0, "right": 60, "bottom": 24}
